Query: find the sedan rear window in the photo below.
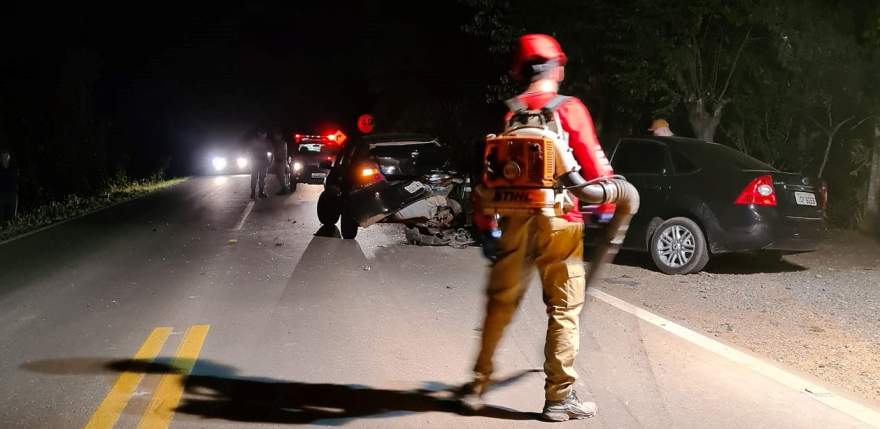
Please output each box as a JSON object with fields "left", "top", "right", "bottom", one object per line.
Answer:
{"left": 612, "top": 140, "right": 669, "bottom": 175}
{"left": 687, "top": 143, "right": 777, "bottom": 171}
{"left": 670, "top": 148, "right": 699, "bottom": 174}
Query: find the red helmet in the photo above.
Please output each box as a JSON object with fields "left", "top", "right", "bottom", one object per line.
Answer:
{"left": 512, "top": 34, "right": 568, "bottom": 80}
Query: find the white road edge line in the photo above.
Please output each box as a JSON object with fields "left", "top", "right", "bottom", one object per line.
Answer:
{"left": 587, "top": 288, "right": 880, "bottom": 429}
{"left": 234, "top": 201, "right": 255, "bottom": 231}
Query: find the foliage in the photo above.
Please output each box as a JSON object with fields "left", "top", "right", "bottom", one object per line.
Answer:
{"left": 461, "top": 0, "right": 880, "bottom": 229}
{"left": 0, "top": 176, "right": 186, "bottom": 242}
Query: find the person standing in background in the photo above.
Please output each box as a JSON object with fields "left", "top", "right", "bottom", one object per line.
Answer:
{"left": 249, "top": 130, "right": 271, "bottom": 199}
{"left": 0, "top": 150, "right": 19, "bottom": 223}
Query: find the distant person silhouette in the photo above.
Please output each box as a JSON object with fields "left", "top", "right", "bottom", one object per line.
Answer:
{"left": 0, "top": 151, "right": 18, "bottom": 223}
{"left": 249, "top": 130, "right": 271, "bottom": 199}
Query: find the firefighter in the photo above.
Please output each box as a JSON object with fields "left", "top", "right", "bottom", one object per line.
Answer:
{"left": 460, "top": 34, "right": 614, "bottom": 422}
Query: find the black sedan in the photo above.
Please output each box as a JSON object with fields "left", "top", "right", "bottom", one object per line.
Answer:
{"left": 589, "top": 136, "right": 827, "bottom": 274}
{"left": 317, "top": 133, "right": 451, "bottom": 239}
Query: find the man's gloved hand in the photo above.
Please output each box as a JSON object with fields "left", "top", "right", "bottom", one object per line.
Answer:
{"left": 481, "top": 228, "right": 502, "bottom": 262}
{"left": 584, "top": 203, "right": 616, "bottom": 225}
{"left": 595, "top": 203, "right": 616, "bottom": 223}
{"left": 471, "top": 187, "right": 501, "bottom": 261}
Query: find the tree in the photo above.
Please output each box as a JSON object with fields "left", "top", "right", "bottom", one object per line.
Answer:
{"left": 461, "top": 0, "right": 759, "bottom": 141}
{"left": 860, "top": 5, "right": 880, "bottom": 233}
{"left": 462, "top": 0, "right": 880, "bottom": 229}
{"left": 867, "top": 121, "right": 880, "bottom": 232}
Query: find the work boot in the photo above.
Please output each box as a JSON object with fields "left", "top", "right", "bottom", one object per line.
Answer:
{"left": 455, "top": 381, "right": 488, "bottom": 413}
{"left": 541, "top": 390, "right": 597, "bottom": 422}
{"left": 259, "top": 192, "right": 268, "bottom": 198}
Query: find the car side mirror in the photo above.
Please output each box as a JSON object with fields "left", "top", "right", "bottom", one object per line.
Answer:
{"left": 320, "top": 160, "right": 333, "bottom": 169}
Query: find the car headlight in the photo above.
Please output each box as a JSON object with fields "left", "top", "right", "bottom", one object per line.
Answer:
{"left": 293, "top": 161, "right": 303, "bottom": 172}
{"left": 212, "top": 157, "right": 227, "bottom": 172}
{"left": 236, "top": 157, "right": 248, "bottom": 169}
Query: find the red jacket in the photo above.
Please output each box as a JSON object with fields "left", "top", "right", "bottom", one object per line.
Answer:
{"left": 507, "top": 91, "right": 614, "bottom": 222}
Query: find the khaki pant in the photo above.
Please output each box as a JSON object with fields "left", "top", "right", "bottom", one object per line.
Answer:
{"left": 473, "top": 215, "right": 585, "bottom": 401}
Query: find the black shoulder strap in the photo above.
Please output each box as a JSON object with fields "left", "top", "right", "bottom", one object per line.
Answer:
{"left": 542, "top": 95, "right": 570, "bottom": 112}
{"left": 505, "top": 97, "right": 527, "bottom": 113}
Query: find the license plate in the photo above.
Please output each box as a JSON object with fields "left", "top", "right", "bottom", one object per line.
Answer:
{"left": 794, "top": 191, "right": 817, "bottom": 206}
{"left": 404, "top": 181, "right": 425, "bottom": 193}
{"left": 311, "top": 172, "right": 326, "bottom": 179}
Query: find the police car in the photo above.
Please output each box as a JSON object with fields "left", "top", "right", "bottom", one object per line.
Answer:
{"left": 290, "top": 133, "right": 344, "bottom": 191}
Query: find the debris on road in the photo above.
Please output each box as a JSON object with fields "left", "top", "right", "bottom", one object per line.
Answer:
{"left": 227, "top": 239, "right": 238, "bottom": 245}
{"left": 405, "top": 226, "right": 475, "bottom": 248}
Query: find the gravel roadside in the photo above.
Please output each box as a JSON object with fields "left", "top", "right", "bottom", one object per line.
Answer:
{"left": 596, "top": 229, "right": 880, "bottom": 405}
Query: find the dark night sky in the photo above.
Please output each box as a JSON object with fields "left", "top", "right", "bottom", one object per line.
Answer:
{"left": 1, "top": 1, "right": 498, "bottom": 174}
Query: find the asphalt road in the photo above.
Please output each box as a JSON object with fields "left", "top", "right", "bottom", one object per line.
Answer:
{"left": 0, "top": 175, "right": 877, "bottom": 429}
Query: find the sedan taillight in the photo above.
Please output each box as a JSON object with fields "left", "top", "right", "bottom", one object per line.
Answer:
{"left": 353, "top": 162, "right": 384, "bottom": 188}
{"left": 735, "top": 175, "right": 777, "bottom": 206}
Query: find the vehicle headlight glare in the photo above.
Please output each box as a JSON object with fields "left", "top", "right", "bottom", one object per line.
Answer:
{"left": 237, "top": 157, "right": 248, "bottom": 169}
{"left": 212, "top": 157, "right": 227, "bottom": 172}
{"left": 293, "top": 161, "right": 303, "bottom": 172}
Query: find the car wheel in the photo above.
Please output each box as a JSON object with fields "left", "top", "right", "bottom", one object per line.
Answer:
{"left": 317, "top": 191, "right": 341, "bottom": 225}
{"left": 649, "top": 217, "right": 709, "bottom": 275}
{"left": 340, "top": 212, "right": 358, "bottom": 239}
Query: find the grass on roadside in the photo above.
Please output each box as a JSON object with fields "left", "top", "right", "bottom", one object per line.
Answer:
{"left": 0, "top": 177, "right": 188, "bottom": 242}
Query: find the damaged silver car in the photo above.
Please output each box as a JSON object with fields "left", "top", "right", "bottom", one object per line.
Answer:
{"left": 316, "top": 133, "right": 474, "bottom": 244}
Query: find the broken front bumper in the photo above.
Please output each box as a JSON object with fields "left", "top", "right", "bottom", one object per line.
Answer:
{"left": 345, "top": 180, "right": 431, "bottom": 227}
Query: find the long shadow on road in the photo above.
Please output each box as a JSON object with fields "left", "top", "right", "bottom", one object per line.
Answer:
{"left": 22, "top": 358, "right": 538, "bottom": 425}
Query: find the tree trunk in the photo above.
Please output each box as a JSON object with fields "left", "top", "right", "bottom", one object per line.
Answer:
{"left": 816, "top": 116, "right": 854, "bottom": 180}
{"left": 686, "top": 98, "right": 722, "bottom": 142}
{"left": 817, "top": 134, "right": 835, "bottom": 180}
{"left": 863, "top": 119, "right": 880, "bottom": 234}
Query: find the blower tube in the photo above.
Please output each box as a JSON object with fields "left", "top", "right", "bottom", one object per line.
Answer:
{"left": 558, "top": 172, "right": 641, "bottom": 289}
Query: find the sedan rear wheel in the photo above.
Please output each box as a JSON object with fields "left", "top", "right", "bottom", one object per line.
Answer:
{"left": 317, "top": 191, "right": 341, "bottom": 226}
{"left": 340, "top": 211, "right": 359, "bottom": 240}
{"left": 650, "top": 217, "right": 709, "bottom": 275}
